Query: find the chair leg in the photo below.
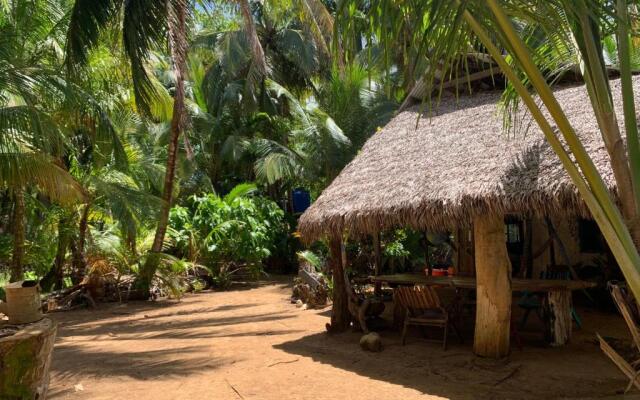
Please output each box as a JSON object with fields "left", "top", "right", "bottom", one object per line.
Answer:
{"left": 401, "top": 321, "right": 409, "bottom": 346}
{"left": 520, "top": 309, "right": 531, "bottom": 329}
{"left": 450, "top": 320, "right": 463, "bottom": 344}
{"left": 510, "top": 320, "right": 523, "bottom": 351}
{"left": 625, "top": 369, "right": 640, "bottom": 394}
{"left": 571, "top": 308, "right": 582, "bottom": 329}
{"left": 443, "top": 323, "right": 448, "bottom": 351}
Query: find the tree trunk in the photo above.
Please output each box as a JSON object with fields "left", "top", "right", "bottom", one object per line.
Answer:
{"left": 238, "top": 0, "right": 267, "bottom": 75}
{"left": 473, "top": 214, "right": 512, "bottom": 358}
{"left": 141, "top": 0, "right": 187, "bottom": 289}
{"left": 0, "top": 318, "right": 57, "bottom": 399}
{"left": 42, "top": 214, "right": 70, "bottom": 291}
{"left": 10, "top": 188, "right": 25, "bottom": 283}
{"left": 70, "top": 203, "right": 90, "bottom": 285}
{"left": 326, "top": 236, "right": 350, "bottom": 332}
{"left": 127, "top": 229, "right": 138, "bottom": 258}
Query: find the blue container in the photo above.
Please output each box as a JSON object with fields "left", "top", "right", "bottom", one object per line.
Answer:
{"left": 292, "top": 188, "right": 311, "bottom": 214}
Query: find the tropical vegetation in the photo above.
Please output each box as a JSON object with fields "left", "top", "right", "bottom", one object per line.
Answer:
{"left": 3, "top": 0, "right": 640, "bottom": 304}
{"left": 0, "top": 0, "right": 397, "bottom": 297}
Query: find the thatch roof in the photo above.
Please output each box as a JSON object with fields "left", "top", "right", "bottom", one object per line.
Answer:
{"left": 298, "top": 77, "right": 640, "bottom": 242}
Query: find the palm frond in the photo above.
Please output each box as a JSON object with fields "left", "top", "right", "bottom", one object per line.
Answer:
{"left": 223, "top": 181, "right": 257, "bottom": 203}
{"left": 0, "top": 152, "right": 85, "bottom": 204}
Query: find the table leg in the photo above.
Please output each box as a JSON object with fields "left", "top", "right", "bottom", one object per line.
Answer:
{"left": 392, "top": 291, "right": 405, "bottom": 331}
{"left": 544, "top": 289, "right": 572, "bottom": 346}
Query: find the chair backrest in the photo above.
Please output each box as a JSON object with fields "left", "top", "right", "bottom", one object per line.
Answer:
{"left": 394, "top": 285, "right": 442, "bottom": 310}
{"left": 609, "top": 281, "right": 640, "bottom": 353}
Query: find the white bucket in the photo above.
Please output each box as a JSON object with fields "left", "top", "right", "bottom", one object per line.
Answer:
{"left": 0, "top": 280, "right": 43, "bottom": 324}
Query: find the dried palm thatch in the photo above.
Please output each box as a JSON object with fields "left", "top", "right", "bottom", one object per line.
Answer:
{"left": 298, "top": 77, "right": 640, "bottom": 242}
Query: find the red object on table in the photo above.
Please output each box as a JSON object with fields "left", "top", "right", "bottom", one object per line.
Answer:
{"left": 432, "top": 269, "right": 446, "bottom": 277}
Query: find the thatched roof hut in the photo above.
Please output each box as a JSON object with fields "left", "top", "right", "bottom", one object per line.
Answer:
{"left": 298, "top": 78, "right": 639, "bottom": 241}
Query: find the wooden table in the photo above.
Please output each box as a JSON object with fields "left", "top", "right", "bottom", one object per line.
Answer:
{"left": 372, "top": 274, "right": 597, "bottom": 346}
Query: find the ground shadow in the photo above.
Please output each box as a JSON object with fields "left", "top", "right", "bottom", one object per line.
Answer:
{"left": 57, "top": 310, "right": 295, "bottom": 339}
{"left": 274, "top": 319, "right": 626, "bottom": 399}
{"left": 48, "top": 283, "right": 299, "bottom": 386}
{"left": 52, "top": 344, "right": 226, "bottom": 381}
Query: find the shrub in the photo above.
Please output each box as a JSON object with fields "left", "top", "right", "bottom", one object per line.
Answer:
{"left": 168, "top": 184, "right": 286, "bottom": 280}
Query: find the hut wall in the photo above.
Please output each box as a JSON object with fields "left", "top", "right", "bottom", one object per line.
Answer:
{"left": 454, "top": 228, "right": 475, "bottom": 276}
{"left": 530, "top": 217, "right": 603, "bottom": 277}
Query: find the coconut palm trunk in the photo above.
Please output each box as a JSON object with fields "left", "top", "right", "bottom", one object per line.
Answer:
{"left": 71, "top": 203, "right": 90, "bottom": 284}
{"left": 10, "top": 187, "right": 25, "bottom": 282}
{"left": 140, "top": 0, "right": 188, "bottom": 290}
{"left": 41, "top": 213, "right": 72, "bottom": 291}
{"left": 237, "top": 0, "right": 267, "bottom": 75}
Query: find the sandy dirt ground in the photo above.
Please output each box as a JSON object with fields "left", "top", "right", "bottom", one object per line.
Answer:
{"left": 47, "top": 276, "right": 638, "bottom": 399}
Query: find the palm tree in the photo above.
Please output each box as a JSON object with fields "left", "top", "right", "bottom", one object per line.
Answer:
{"left": 337, "top": 1, "right": 640, "bottom": 300}
{"left": 190, "top": 2, "right": 395, "bottom": 194}
{"left": 0, "top": 0, "right": 90, "bottom": 281}
{"left": 66, "top": 0, "right": 189, "bottom": 291}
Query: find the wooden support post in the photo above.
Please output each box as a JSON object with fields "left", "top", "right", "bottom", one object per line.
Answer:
{"left": 372, "top": 232, "right": 382, "bottom": 295}
{"left": 473, "top": 214, "right": 512, "bottom": 358}
{"left": 392, "top": 290, "right": 406, "bottom": 331}
{"left": 327, "top": 236, "right": 350, "bottom": 333}
{"left": 544, "top": 289, "right": 572, "bottom": 346}
{"left": 372, "top": 232, "right": 382, "bottom": 276}
{"left": 520, "top": 218, "right": 533, "bottom": 279}
{"left": 423, "top": 232, "right": 432, "bottom": 276}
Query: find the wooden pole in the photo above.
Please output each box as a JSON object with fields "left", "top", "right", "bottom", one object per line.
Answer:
{"left": 372, "top": 232, "right": 382, "bottom": 276}
{"left": 473, "top": 214, "right": 512, "bottom": 358}
{"left": 544, "top": 289, "right": 572, "bottom": 346}
{"left": 519, "top": 218, "right": 532, "bottom": 278}
{"left": 372, "top": 232, "right": 382, "bottom": 295}
{"left": 327, "top": 236, "right": 350, "bottom": 333}
{"left": 423, "top": 232, "right": 432, "bottom": 275}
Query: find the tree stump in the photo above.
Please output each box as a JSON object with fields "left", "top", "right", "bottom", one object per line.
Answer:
{"left": 473, "top": 214, "right": 512, "bottom": 358}
{"left": 0, "top": 318, "right": 57, "bottom": 399}
{"left": 544, "top": 289, "right": 572, "bottom": 346}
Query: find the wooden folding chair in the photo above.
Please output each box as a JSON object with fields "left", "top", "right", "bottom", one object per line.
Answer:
{"left": 597, "top": 282, "right": 640, "bottom": 393}
{"left": 394, "top": 285, "right": 460, "bottom": 350}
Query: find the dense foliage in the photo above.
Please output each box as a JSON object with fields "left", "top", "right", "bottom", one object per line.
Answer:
{"left": 5, "top": 0, "right": 631, "bottom": 300}
{"left": 0, "top": 0, "right": 398, "bottom": 294}
{"left": 168, "top": 184, "right": 287, "bottom": 276}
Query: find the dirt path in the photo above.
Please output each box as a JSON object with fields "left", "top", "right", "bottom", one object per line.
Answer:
{"left": 48, "top": 276, "right": 633, "bottom": 399}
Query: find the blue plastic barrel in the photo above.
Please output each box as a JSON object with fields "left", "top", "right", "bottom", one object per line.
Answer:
{"left": 292, "top": 188, "right": 311, "bottom": 213}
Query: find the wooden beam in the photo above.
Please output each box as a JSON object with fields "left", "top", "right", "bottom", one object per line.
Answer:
{"left": 473, "top": 214, "right": 512, "bottom": 358}
{"left": 545, "top": 219, "right": 595, "bottom": 303}
{"left": 544, "top": 218, "right": 579, "bottom": 280}
{"left": 399, "top": 68, "right": 502, "bottom": 112}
